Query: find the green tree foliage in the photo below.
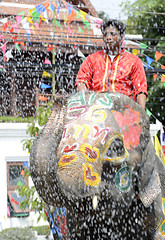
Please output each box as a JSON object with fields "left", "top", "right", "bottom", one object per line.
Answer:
{"left": 17, "top": 101, "right": 53, "bottom": 222}
{"left": 146, "top": 79, "right": 165, "bottom": 125}
{"left": 98, "top": 11, "right": 109, "bottom": 21}
{"left": 121, "top": 0, "right": 165, "bottom": 126}
{"left": 121, "top": 0, "right": 165, "bottom": 41}
{"left": 22, "top": 101, "right": 53, "bottom": 153}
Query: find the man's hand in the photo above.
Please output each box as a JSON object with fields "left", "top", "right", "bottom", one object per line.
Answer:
{"left": 77, "top": 82, "right": 88, "bottom": 92}
{"left": 137, "top": 93, "right": 146, "bottom": 110}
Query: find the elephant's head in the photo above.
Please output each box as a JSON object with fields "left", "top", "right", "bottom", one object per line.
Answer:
{"left": 31, "top": 92, "right": 161, "bottom": 205}
{"left": 55, "top": 92, "right": 151, "bottom": 202}
{"left": 30, "top": 92, "right": 165, "bottom": 237}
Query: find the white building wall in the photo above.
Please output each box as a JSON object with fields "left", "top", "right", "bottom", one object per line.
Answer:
{"left": 0, "top": 122, "right": 161, "bottom": 231}
{"left": 0, "top": 123, "right": 47, "bottom": 230}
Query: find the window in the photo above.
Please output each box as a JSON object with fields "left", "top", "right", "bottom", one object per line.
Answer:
{"left": 7, "top": 161, "right": 29, "bottom": 217}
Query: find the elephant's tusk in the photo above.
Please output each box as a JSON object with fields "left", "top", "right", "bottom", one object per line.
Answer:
{"left": 92, "top": 195, "right": 98, "bottom": 209}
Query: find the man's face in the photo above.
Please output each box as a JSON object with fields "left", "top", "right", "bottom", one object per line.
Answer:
{"left": 103, "top": 25, "right": 123, "bottom": 54}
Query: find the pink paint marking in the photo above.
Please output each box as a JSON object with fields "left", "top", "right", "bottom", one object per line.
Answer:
{"left": 67, "top": 105, "right": 88, "bottom": 124}
{"left": 62, "top": 127, "right": 71, "bottom": 140}
{"left": 57, "top": 215, "right": 68, "bottom": 239}
{"left": 94, "top": 126, "right": 111, "bottom": 144}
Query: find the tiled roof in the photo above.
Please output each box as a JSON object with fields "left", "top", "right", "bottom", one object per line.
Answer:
{"left": 0, "top": 0, "right": 103, "bottom": 51}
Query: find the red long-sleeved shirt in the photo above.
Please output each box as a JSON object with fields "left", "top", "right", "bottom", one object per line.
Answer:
{"left": 75, "top": 49, "right": 148, "bottom": 101}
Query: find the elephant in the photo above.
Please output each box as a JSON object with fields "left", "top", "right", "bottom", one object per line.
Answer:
{"left": 30, "top": 92, "right": 165, "bottom": 240}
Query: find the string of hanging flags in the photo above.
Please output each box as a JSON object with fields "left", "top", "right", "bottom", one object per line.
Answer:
{"left": 0, "top": 0, "right": 164, "bottom": 85}
{"left": 131, "top": 41, "right": 165, "bottom": 84}
{"left": 0, "top": 0, "right": 103, "bottom": 58}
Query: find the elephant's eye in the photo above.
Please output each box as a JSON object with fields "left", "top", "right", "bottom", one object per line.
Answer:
{"left": 106, "top": 138, "right": 125, "bottom": 158}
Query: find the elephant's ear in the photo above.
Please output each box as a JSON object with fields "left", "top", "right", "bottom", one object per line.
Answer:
{"left": 110, "top": 93, "right": 150, "bottom": 152}
{"left": 30, "top": 95, "right": 68, "bottom": 206}
{"left": 138, "top": 140, "right": 165, "bottom": 209}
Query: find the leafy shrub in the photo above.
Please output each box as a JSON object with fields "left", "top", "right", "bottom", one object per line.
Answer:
{"left": 0, "top": 227, "right": 36, "bottom": 240}
{"left": 32, "top": 225, "right": 50, "bottom": 235}
{"left": 0, "top": 116, "right": 34, "bottom": 123}
{"left": 17, "top": 101, "right": 53, "bottom": 222}
{"left": 22, "top": 101, "right": 53, "bottom": 153}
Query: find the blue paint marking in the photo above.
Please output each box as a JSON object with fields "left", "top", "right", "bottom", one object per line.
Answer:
{"left": 48, "top": 212, "right": 61, "bottom": 239}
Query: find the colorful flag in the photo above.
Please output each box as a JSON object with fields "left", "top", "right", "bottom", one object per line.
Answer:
{"left": 78, "top": 26, "right": 84, "bottom": 33}
{"left": 161, "top": 74, "right": 165, "bottom": 83}
{"left": 68, "top": 25, "right": 72, "bottom": 35}
{"left": 20, "top": 170, "right": 25, "bottom": 175}
{"left": 48, "top": 44, "right": 53, "bottom": 51}
{"left": 0, "top": 34, "right": 4, "bottom": 40}
{"left": 0, "top": 65, "right": 6, "bottom": 72}
{"left": 146, "top": 56, "right": 153, "bottom": 66}
{"left": 30, "top": 26, "right": 35, "bottom": 34}
{"left": 68, "top": 9, "right": 77, "bottom": 24}
{"left": 96, "top": 19, "right": 103, "bottom": 28}
{"left": 16, "top": 13, "right": 24, "bottom": 25}
{"left": 40, "top": 83, "right": 52, "bottom": 89}
{"left": 44, "top": 58, "right": 51, "bottom": 64}
{"left": 0, "top": 17, "right": 8, "bottom": 24}
{"left": 39, "top": 95, "right": 48, "bottom": 101}
{"left": 161, "top": 65, "right": 165, "bottom": 69}
{"left": 31, "top": 9, "right": 40, "bottom": 23}
{"left": 24, "top": 161, "right": 30, "bottom": 169}
{"left": 141, "top": 43, "right": 148, "bottom": 53}
{"left": 162, "top": 130, "right": 165, "bottom": 146}
{"left": 49, "top": 2, "right": 55, "bottom": 11}
{"left": 155, "top": 51, "right": 164, "bottom": 62}
{"left": 35, "top": 3, "right": 46, "bottom": 14}
{"left": 78, "top": 48, "right": 85, "bottom": 58}
{"left": 54, "top": 20, "right": 61, "bottom": 27}
{"left": 153, "top": 73, "right": 157, "bottom": 81}
{"left": 0, "top": 42, "right": 7, "bottom": 55}
{"left": 146, "top": 109, "right": 152, "bottom": 117}
{"left": 162, "top": 130, "right": 165, "bottom": 156}
{"left": 155, "top": 135, "right": 165, "bottom": 164}
{"left": 3, "top": 21, "right": 9, "bottom": 30}
{"left": 57, "top": 4, "right": 60, "bottom": 13}
{"left": 15, "top": 41, "right": 25, "bottom": 49}
{"left": 132, "top": 49, "right": 139, "bottom": 56}
{"left": 42, "top": 71, "right": 52, "bottom": 78}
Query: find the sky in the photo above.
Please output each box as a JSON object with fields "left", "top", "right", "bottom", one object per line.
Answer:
{"left": 90, "top": 0, "right": 135, "bottom": 20}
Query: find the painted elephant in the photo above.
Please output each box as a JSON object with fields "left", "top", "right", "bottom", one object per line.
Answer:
{"left": 30, "top": 92, "right": 165, "bottom": 240}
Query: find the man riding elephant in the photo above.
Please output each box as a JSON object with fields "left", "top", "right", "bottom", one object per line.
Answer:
{"left": 30, "top": 19, "right": 165, "bottom": 240}
{"left": 75, "top": 19, "right": 148, "bottom": 109}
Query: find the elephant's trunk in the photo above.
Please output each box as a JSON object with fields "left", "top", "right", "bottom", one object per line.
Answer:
{"left": 30, "top": 96, "right": 69, "bottom": 206}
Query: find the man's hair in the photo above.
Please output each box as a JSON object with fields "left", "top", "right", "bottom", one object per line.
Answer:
{"left": 101, "top": 19, "right": 126, "bottom": 36}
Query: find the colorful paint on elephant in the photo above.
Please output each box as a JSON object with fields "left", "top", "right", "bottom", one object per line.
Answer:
{"left": 59, "top": 154, "right": 78, "bottom": 167}
{"left": 114, "top": 166, "right": 132, "bottom": 193}
{"left": 45, "top": 206, "right": 68, "bottom": 240}
{"left": 112, "top": 106, "right": 142, "bottom": 150}
{"left": 62, "top": 125, "right": 112, "bottom": 145}
{"left": 82, "top": 162, "right": 101, "bottom": 187}
{"left": 67, "top": 92, "right": 113, "bottom": 124}
{"left": 80, "top": 143, "right": 100, "bottom": 163}
{"left": 58, "top": 92, "right": 145, "bottom": 192}
{"left": 30, "top": 92, "right": 165, "bottom": 239}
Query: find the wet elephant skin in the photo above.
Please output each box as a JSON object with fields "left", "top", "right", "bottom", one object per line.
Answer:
{"left": 30, "top": 92, "right": 165, "bottom": 239}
